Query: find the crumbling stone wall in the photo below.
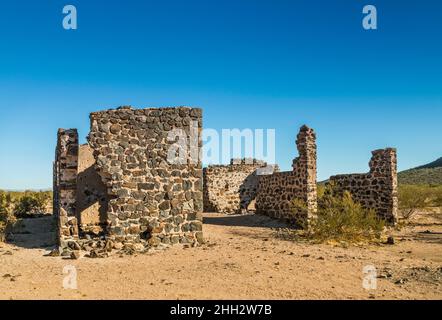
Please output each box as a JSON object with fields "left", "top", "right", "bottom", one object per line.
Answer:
{"left": 255, "top": 125, "right": 317, "bottom": 224}
{"left": 87, "top": 106, "right": 204, "bottom": 246}
{"left": 54, "top": 129, "right": 79, "bottom": 246}
{"left": 203, "top": 159, "right": 271, "bottom": 214}
{"left": 329, "top": 148, "right": 398, "bottom": 224}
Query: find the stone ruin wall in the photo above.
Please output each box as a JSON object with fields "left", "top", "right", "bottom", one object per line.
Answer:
{"left": 203, "top": 159, "right": 273, "bottom": 214}
{"left": 255, "top": 125, "right": 318, "bottom": 224}
{"left": 87, "top": 106, "right": 204, "bottom": 247}
{"left": 329, "top": 148, "right": 398, "bottom": 224}
{"left": 54, "top": 106, "right": 204, "bottom": 252}
{"left": 54, "top": 129, "right": 79, "bottom": 246}
{"left": 53, "top": 109, "right": 399, "bottom": 254}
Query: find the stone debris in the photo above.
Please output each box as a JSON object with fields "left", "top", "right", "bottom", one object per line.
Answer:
{"left": 45, "top": 249, "right": 60, "bottom": 257}
{"left": 86, "top": 249, "right": 108, "bottom": 259}
{"left": 378, "top": 268, "right": 393, "bottom": 279}
{"left": 70, "top": 250, "right": 81, "bottom": 260}
{"left": 387, "top": 236, "right": 395, "bottom": 245}
{"left": 379, "top": 266, "right": 442, "bottom": 286}
{"left": 395, "top": 278, "right": 408, "bottom": 285}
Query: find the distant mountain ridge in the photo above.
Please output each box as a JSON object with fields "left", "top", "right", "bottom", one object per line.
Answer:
{"left": 399, "top": 157, "right": 442, "bottom": 185}
{"left": 413, "top": 157, "right": 442, "bottom": 170}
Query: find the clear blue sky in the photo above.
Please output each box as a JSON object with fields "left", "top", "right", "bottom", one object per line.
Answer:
{"left": 0, "top": 0, "right": 441, "bottom": 190}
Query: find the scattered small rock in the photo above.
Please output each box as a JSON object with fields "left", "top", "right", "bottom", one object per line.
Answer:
{"left": 87, "top": 250, "right": 100, "bottom": 259}
{"left": 105, "top": 241, "right": 114, "bottom": 252}
{"left": 68, "top": 241, "right": 81, "bottom": 251}
{"left": 134, "top": 243, "right": 145, "bottom": 251}
{"left": 395, "top": 278, "right": 408, "bottom": 285}
{"left": 113, "top": 242, "right": 124, "bottom": 250}
{"left": 61, "top": 249, "right": 71, "bottom": 257}
{"left": 378, "top": 270, "right": 393, "bottom": 279}
{"left": 70, "top": 251, "right": 81, "bottom": 260}
{"left": 45, "top": 249, "right": 60, "bottom": 257}
{"left": 386, "top": 236, "right": 395, "bottom": 245}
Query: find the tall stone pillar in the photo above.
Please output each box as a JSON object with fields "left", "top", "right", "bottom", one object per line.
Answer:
{"left": 293, "top": 125, "right": 318, "bottom": 223}
{"left": 54, "top": 129, "right": 79, "bottom": 246}
{"left": 369, "top": 148, "right": 398, "bottom": 224}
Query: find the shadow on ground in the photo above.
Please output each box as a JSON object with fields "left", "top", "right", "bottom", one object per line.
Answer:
{"left": 203, "top": 213, "right": 293, "bottom": 229}
{"left": 404, "top": 230, "right": 442, "bottom": 245}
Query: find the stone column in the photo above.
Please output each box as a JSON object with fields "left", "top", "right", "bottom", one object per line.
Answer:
{"left": 294, "top": 125, "right": 318, "bottom": 223}
{"left": 54, "top": 129, "right": 79, "bottom": 246}
{"left": 369, "top": 148, "right": 398, "bottom": 224}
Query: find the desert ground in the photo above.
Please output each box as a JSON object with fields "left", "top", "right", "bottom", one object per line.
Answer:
{"left": 0, "top": 211, "right": 441, "bottom": 300}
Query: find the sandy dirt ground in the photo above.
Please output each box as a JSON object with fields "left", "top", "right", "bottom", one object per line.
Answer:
{"left": 0, "top": 212, "right": 441, "bottom": 300}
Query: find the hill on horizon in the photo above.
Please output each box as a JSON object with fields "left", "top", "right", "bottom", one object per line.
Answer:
{"left": 399, "top": 157, "right": 442, "bottom": 185}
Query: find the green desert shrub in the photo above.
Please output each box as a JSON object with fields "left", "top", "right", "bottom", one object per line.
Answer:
{"left": 0, "top": 191, "right": 8, "bottom": 216}
{"left": 0, "top": 191, "right": 14, "bottom": 240}
{"left": 14, "top": 191, "right": 52, "bottom": 217}
{"left": 317, "top": 184, "right": 326, "bottom": 199}
{"left": 291, "top": 184, "right": 385, "bottom": 244}
{"left": 428, "top": 185, "right": 442, "bottom": 207}
{"left": 398, "top": 185, "right": 430, "bottom": 220}
{"left": 0, "top": 190, "right": 52, "bottom": 240}
{"left": 398, "top": 184, "right": 442, "bottom": 220}
{"left": 0, "top": 191, "right": 14, "bottom": 222}
{"left": 435, "top": 190, "right": 442, "bottom": 207}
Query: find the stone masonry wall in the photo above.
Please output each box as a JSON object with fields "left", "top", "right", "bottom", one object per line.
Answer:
{"left": 255, "top": 125, "right": 317, "bottom": 224}
{"left": 54, "top": 129, "right": 79, "bottom": 246}
{"left": 87, "top": 106, "right": 204, "bottom": 247}
{"left": 329, "top": 148, "right": 398, "bottom": 224}
{"left": 203, "top": 159, "right": 270, "bottom": 214}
